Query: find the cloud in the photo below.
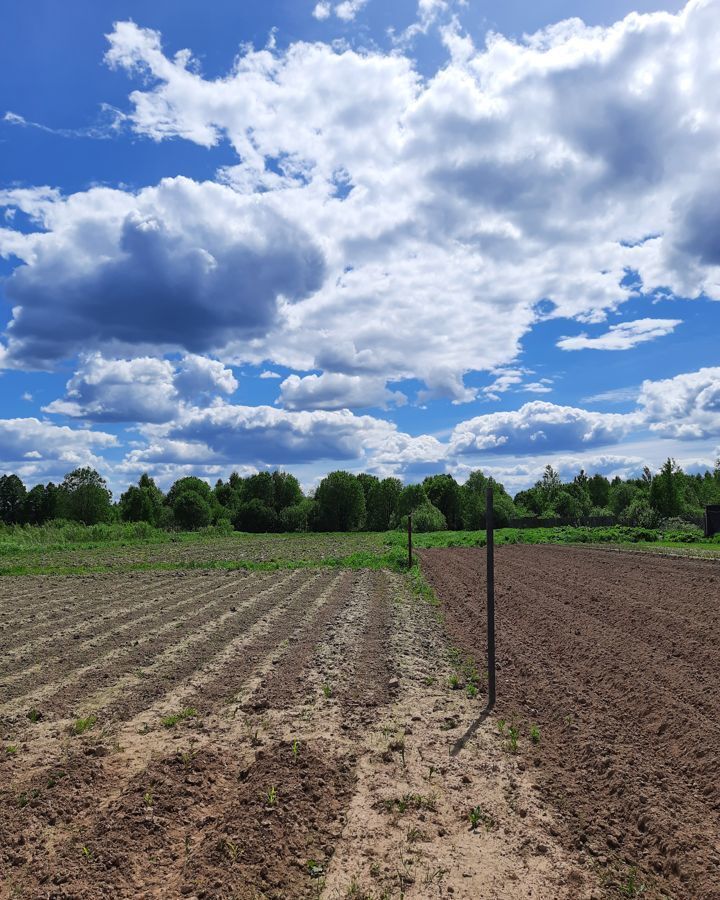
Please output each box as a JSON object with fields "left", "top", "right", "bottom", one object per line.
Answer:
{"left": 557, "top": 318, "right": 682, "bottom": 351}
{"left": 639, "top": 367, "right": 720, "bottom": 439}
{"left": 312, "top": 2, "right": 331, "bottom": 20}
{"left": 259, "top": 370, "right": 282, "bottom": 379}
{"left": 42, "top": 353, "right": 237, "bottom": 423}
{"left": 311, "top": 0, "right": 369, "bottom": 21}
{"left": 0, "top": 418, "right": 117, "bottom": 486}
{"left": 279, "top": 372, "right": 407, "bottom": 410}
{"left": 450, "top": 401, "right": 634, "bottom": 455}
{"left": 4, "top": 4, "right": 720, "bottom": 417}
{"left": 0, "top": 178, "right": 325, "bottom": 367}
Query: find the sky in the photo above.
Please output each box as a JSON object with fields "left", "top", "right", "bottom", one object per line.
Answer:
{"left": 1, "top": 0, "right": 719, "bottom": 498}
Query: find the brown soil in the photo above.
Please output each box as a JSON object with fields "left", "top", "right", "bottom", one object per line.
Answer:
{"left": 0, "top": 566, "right": 595, "bottom": 899}
{"left": 419, "top": 544, "right": 720, "bottom": 900}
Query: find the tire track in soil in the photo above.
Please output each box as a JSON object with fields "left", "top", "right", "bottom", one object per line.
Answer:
{"left": 0, "top": 572, "right": 283, "bottom": 714}
{"left": 419, "top": 544, "right": 720, "bottom": 900}
{"left": 0, "top": 573, "right": 208, "bottom": 682}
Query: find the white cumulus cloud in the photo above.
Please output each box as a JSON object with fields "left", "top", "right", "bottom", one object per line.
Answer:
{"left": 557, "top": 318, "right": 682, "bottom": 351}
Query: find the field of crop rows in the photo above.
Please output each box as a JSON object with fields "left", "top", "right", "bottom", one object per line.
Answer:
{"left": 0, "top": 564, "right": 589, "bottom": 900}
{"left": 421, "top": 545, "right": 720, "bottom": 900}
{"left": 1, "top": 545, "right": 718, "bottom": 899}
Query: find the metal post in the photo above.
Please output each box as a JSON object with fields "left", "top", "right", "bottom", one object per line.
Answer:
{"left": 408, "top": 512, "right": 413, "bottom": 569}
{"left": 486, "top": 486, "right": 496, "bottom": 709}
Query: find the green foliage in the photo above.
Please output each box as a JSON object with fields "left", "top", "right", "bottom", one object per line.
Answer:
{"left": 172, "top": 490, "right": 212, "bottom": 531}
{"left": 366, "top": 477, "right": 402, "bottom": 531}
{"left": 120, "top": 474, "right": 165, "bottom": 526}
{"left": 400, "top": 501, "right": 447, "bottom": 532}
{"left": 396, "top": 483, "right": 427, "bottom": 518}
{"left": 72, "top": 715, "right": 97, "bottom": 735}
{"left": 233, "top": 498, "right": 279, "bottom": 533}
{"left": 423, "top": 474, "right": 462, "bottom": 529}
{"left": 278, "top": 499, "right": 317, "bottom": 532}
{"left": 315, "top": 471, "right": 366, "bottom": 531}
{"left": 60, "top": 468, "right": 112, "bottom": 525}
{"left": 0, "top": 474, "right": 26, "bottom": 524}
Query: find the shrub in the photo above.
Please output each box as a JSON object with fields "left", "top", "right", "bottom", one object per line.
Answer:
{"left": 398, "top": 501, "right": 447, "bottom": 532}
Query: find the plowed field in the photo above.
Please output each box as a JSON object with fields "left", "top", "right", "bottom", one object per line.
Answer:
{"left": 420, "top": 545, "right": 720, "bottom": 900}
{"left": 1, "top": 567, "right": 596, "bottom": 899}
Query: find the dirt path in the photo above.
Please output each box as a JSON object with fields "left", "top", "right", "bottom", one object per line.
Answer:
{"left": 419, "top": 544, "right": 720, "bottom": 900}
{"left": 1, "top": 566, "right": 600, "bottom": 899}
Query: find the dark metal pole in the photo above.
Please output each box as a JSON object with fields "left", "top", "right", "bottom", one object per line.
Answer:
{"left": 486, "top": 486, "right": 496, "bottom": 709}
{"left": 408, "top": 512, "right": 413, "bottom": 569}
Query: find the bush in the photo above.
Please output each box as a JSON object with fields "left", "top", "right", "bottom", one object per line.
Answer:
{"left": 278, "top": 500, "right": 316, "bottom": 533}
{"left": 398, "top": 501, "right": 447, "bottom": 533}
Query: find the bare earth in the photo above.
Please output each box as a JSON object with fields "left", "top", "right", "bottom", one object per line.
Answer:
{"left": 1, "top": 566, "right": 596, "bottom": 899}
{"left": 419, "top": 545, "right": 720, "bottom": 900}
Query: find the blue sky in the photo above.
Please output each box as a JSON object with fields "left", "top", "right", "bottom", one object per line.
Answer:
{"left": 1, "top": 0, "right": 719, "bottom": 497}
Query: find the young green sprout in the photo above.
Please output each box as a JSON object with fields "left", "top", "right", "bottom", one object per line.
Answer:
{"left": 530, "top": 724, "right": 541, "bottom": 745}
{"left": 266, "top": 785, "right": 278, "bottom": 806}
{"left": 292, "top": 739, "right": 300, "bottom": 758}
{"left": 322, "top": 682, "right": 333, "bottom": 699}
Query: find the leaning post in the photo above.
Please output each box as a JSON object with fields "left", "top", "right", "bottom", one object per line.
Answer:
{"left": 408, "top": 512, "right": 413, "bottom": 569}
{"left": 486, "top": 486, "right": 496, "bottom": 709}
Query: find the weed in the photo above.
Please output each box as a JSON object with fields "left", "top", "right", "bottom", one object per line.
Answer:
{"left": 81, "top": 846, "right": 92, "bottom": 860}
{"left": 26, "top": 708, "right": 42, "bottom": 723}
{"left": 369, "top": 862, "right": 381, "bottom": 878}
{"left": 530, "top": 724, "right": 541, "bottom": 744}
{"left": 46, "top": 771, "right": 66, "bottom": 788}
{"left": 469, "top": 805, "right": 496, "bottom": 832}
{"left": 466, "top": 684, "right": 478, "bottom": 699}
{"left": 5, "top": 745, "right": 18, "bottom": 755}
{"left": 222, "top": 839, "right": 240, "bottom": 862}
{"left": 266, "top": 785, "right": 278, "bottom": 806}
{"left": 143, "top": 789, "right": 154, "bottom": 808}
{"left": 406, "top": 826, "right": 423, "bottom": 843}
{"left": 383, "top": 793, "right": 436, "bottom": 815}
{"left": 507, "top": 725, "right": 519, "bottom": 753}
{"left": 422, "top": 675, "right": 436, "bottom": 686}
{"left": 161, "top": 707, "right": 197, "bottom": 728}
{"left": 322, "top": 682, "right": 333, "bottom": 699}
{"left": 448, "top": 674, "right": 461, "bottom": 690}
{"left": 621, "top": 868, "right": 645, "bottom": 897}
{"left": 497, "top": 718, "right": 506, "bottom": 734}
{"left": 72, "top": 715, "right": 97, "bottom": 736}
{"left": 292, "top": 739, "right": 300, "bottom": 759}
{"left": 306, "top": 859, "right": 324, "bottom": 878}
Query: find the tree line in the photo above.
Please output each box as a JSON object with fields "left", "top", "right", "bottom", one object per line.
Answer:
{"left": 0, "top": 458, "right": 718, "bottom": 532}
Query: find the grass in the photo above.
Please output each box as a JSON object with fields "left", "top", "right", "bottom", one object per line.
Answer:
{"left": 3, "top": 523, "right": 716, "bottom": 578}
{"left": 160, "top": 707, "right": 197, "bottom": 728}
{"left": 71, "top": 715, "right": 97, "bottom": 736}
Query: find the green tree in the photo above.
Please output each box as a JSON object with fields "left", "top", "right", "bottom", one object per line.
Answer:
{"left": 0, "top": 474, "right": 27, "bottom": 524}
{"left": 172, "top": 491, "right": 211, "bottom": 530}
{"left": 314, "top": 471, "right": 366, "bottom": 531}
{"left": 271, "top": 471, "right": 304, "bottom": 512}
{"left": 166, "top": 477, "right": 212, "bottom": 507}
{"left": 23, "top": 482, "right": 60, "bottom": 525}
{"left": 649, "top": 458, "right": 682, "bottom": 518}
{"left": 233, "top": 498, "right": 278, "bottom": 532}
{"left": 279, "top": 499, "right": 317, "bottom": 533}
{"left": 397, "top": 483, "right": 427, "bottom": 518}
{"left": 244, "top": 472, "right": 275, "bottom": 508}
{"left": 119, "top": 473, "right": 164, "bottom": 525}
{"left": 60, "top": 468, "right": 112, "bottom": 524}
{"left": 423, "top": 475, "right": 462, "bottom": 530}
{"left": 587, "top": 474, "right": 610, "bottom": 510}
{"left": 366, "top": 477, "right": 402, "bottom": 531}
